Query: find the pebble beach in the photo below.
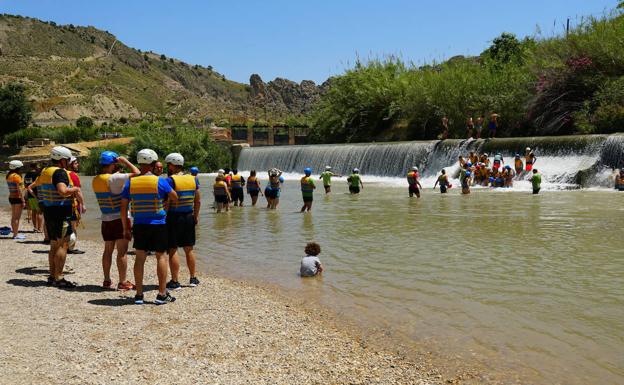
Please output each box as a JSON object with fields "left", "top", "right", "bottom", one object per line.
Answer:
{"left": 0, "top": 209, "right": 440, "bottom": 385}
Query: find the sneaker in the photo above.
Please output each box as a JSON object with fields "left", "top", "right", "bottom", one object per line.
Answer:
{"left": 103, "top": 280, "right": 113, "bottom": 289}
{"left": 166, "top": 280, "right": 181, "bottom": 290}
{"left": 134, "top": 294, "right": 144, "bottom": 305}
{"left": 46, "top": 275, "right": 54, "bottom": 286}
{"left": 67, "top": 249, "right": 85, "bottom": 254}
{"left": 189, "top": 277, "right": 200, "bottom": 287}
{"left": 117, "top": 281, "right": 136, "bottom": 291}
{"left": 14, "top": 234, "right": 26, "bottom": 240}
{"left": 53, "top": 278, "right": 76, "bottom": 289}
{"left": 154, "top": 292, "right": 176, "bottom": 305}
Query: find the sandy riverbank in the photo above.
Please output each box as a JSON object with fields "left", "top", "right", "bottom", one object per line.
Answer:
{"left": 0, "top": 210, "right": 440, "bottom": 385}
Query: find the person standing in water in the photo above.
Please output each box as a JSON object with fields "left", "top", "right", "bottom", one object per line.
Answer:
{"left": 267, "top": 168, "right": 283, "bottom": 209}
{"left": 615, "top": 170, "right": 624, "bottom": 191}
{"left": 347, "top": 168, "right": 363, "bottom": 194}
{"left": 433, "top": 169, "right": 450, "bottom": 193}
{"left": 300, "top": 168, "right": 316, "bottom": 212}
{"left": 246, "top": 170, "right": 263, "bottom": 206}
{"left": 461, "top": 170, "right": 472, "bottom": 194}
{"left": 525, "top": 148, "right": 537, "bottom": 172}
{"left": 6, "top": 160, "right": 26, "bottom": 239}
{"left": 164, "top": 153, "right": 201, "bottom": 290}
{"left": 230, "top": 169, "right": 245, "bottom": 207}
{"left": 213, "top": 175, "right": 231, "bottom": 213}
{"left": 92, "top": 151, "right": 140, "bottom": 290}
{"left": 319, "top": 166, "right": 341, "bottom": 194}
{"left": 407, "top": 167, "right": 422, "bottom": 198}
{"left": 514, "top": 154, "right": 524, "bottom": 176}
{"left": 531, "top": 169, "right": 542, "bottom": 194}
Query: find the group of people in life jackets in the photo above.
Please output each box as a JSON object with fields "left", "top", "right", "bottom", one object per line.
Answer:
{"left": 5, "top": 146, "right": 202, "bottom": 305}
{"left": 211, "top": 165, "right": 364, "bottom": 213}
{"left": 430, "top": 147, "right": 542, "bottom": 195}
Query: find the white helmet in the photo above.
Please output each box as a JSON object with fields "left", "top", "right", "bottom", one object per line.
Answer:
{"left": 353, "top": 168, "right": 360, "bottom": 173}
{"left": 51, "top": 146, "right": 72, "bottom": 161}
{"left": 217, "top": 169, "right": 225, "bottom": 175}
{"left": 526, "top": 147, "right": 531, "bottom": 152}
{"left": 69, "top": 156, "right": 77, "bottom": 164}
{"left": 164, "top": 152, "right": 184, "bottom": 166}
{"left": 8, "top": 160, "right": 23, "bottom": 170}
{"left": 137, "top": 148, "right": 158, "bottom": 165}
{"left": 412, "top": 166, "right": 418, "bottom": 171}
{"left": 325, "top": 166, "right": 331, "bottom": 171}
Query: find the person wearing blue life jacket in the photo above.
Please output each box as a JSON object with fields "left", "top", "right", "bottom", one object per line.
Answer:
{"left": 121, "top": 149, "right": 178, "bottom": 305}
{"left": 164, "top": 153, "right": 201, "bottom": 290}
{"left": 266, "top": 168, "right": 283, "bottom": 209}
{"left": 300, "top": 167, "right": 316, "bottom": 212}
{"left": 92, "top": 150, "right": 140, "bottom": 291}
{"left": 29, "top": 146, "right": 84, "bottom": 288}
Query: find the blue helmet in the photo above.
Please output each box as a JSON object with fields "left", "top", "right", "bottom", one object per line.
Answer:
{"left": 190, "top": 166, "right": 199, "bottom": 175}
{"left": 279, "top": 176, "right": 285, "bottom": 183}
{"left": 304, "top": 167, "right": 312, "bottom": 175}
{"left": 99, "top": 151, "right": 119, "bottom": 165}
{"left": 465, "top": 170, "right": 471, "bottom": 176}
{"left": 515, "top": 153, "right": 520, "bottom": 157}
{"left": 489, "top": 176, "right": 495, "bottom": 182}
{"left": 466, "top": 162, "right": 472, "bottom": 167}
{"left": 505, "top": 165, "right": 511, "bottom": 170}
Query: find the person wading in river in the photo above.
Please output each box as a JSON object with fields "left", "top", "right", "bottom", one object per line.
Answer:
{"left": 406, "top": 167, "right": 422, "bottom": 198}
{"left": 164, "top": 153, "right": 201, "bottom": 290}
{"left": 92, "top": 151, "right": 140, "bottom": 290}
{"left": 433, "top": 169, "right": 450, "bottom": 194}
{"left": 300, "top": 168, "right": 316, "bottom": 212}
{"left": 120, "top": 149, "right": 178, "bottom": 305}
{"left": 319, "top": 166, "right": 341, "bottom": 194}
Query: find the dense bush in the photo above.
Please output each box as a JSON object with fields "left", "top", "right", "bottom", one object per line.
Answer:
{"left": 310, "top": 8, "right": 624, "bottom": 143}
{"left": 0, "top": 83, "right": 32, "bottom": 138}
{"left": 3, "top": 124, "right": 100, "bottom": 146}
{"left": 76, "top": 116, "right": 94, "bottom": 128}
{"left": 81, "top": 143, "right": 129, "bottom": 176}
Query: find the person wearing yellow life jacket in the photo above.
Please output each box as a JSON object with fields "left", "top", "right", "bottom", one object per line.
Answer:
{"left": 300, "top": 167, "right": 316, "bottom": 212}
{"left": 230, "top": 169, "right": 246, "bottom": 207}
{"left": 164, "top": 153, "right": 201, "bottom": 290}
{"left": 6, "top": 160, "right": 25, "bottom": 239}
{"left": 514, "top": 153, "right": 524, "bottom": 176}
{"left": 29, "top": 146, "right": 83, "bottom": 288}
{"left": 92, "top": 151, "right": 140, "bottom": 290}
{"left": 406, "top": 166, "right": 422, "bottom": 198}
{"left": 120, "top": 149, "right": 178, "bottom": 305}
{"left": 246, "top": 170, "right": 263, "bottom": 206}
{"left": 213, "top": 175, "right": 231, "bottom": 213}
{"left": 433, "top": 169, "right": 450, "bottom": 193}
{"left": 266, "top": 168, "right": 283, "bottom": 209}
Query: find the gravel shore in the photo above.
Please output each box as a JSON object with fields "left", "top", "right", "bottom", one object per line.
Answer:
{"left": 0, "top": 210, "right": 438, "bottom": 385}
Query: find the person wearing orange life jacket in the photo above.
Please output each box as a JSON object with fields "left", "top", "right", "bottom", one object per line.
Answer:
{"left": 120, "top": 149, "right": 178, "bottom": 305}
{"left": 300, "top": 168, "right": 316, "bottom": 212}
{"left": 164, "top": 153, "right": 201, "bottom": 290}
{"left": 514, "top": 153, "right": 524, "bottom": 176}
{"left": 407, "top": 166, "right": 422, "bottom": 198}
{"left": 230, "top": 169, "right": 246, "bottom": 207}
{"left": 246, "top": 170, "right": 263, "bottom": 206}
{"left": 66, "top": 156, "right": 86, "bottom": 254}
{"left": 92, "top": 151, "right": 140, "bottom": 290}
{"left": 525, "top": 148, "right": 537, "bottom": 171}
{"left": 6, "top": 160, "right": 26, "bottom": 239}
{"left": 29, "top": 146, "right": 84, "bottom": 288}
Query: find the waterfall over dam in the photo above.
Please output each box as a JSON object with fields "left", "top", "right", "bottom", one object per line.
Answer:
{"left": 236, "top": 134, "right": 624, "bottom": 188}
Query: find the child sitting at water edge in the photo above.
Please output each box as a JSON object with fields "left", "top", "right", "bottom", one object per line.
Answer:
{"left": 300, "top": 242, "right": 323, "bottom": 277}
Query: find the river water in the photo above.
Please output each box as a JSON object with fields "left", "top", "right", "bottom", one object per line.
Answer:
{"left": 6, "top": 167, "right": 624, "bottom": 384}
{"left": 26, "top": 173, "right": 618, "bottom": 385}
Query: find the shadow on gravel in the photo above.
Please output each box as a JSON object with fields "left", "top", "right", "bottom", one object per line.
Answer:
{"left": 6, "top": 278, "right": 48, "bottom": 288}
{"left": 31, "top": 250, "right": 49, "bottom": 254}
{"left": 88, "top": 298, "right": 143, "bottom": 307}
{"left": 18, "top": 240, "right": 46, "bottom": 245}
{"left": 16, "top": 266, "right": 49, "bottom": 276}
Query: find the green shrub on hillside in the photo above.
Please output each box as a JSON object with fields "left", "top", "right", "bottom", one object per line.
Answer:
{"left": 0, "top": 83, "right": 32, "bottom": 139}
{"left": 76, "top": 116, "right": 94, "bottom": 128}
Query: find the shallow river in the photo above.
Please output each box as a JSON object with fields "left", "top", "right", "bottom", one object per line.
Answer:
{"left": 14, "top": 175, "right": 624, "bottom": 384}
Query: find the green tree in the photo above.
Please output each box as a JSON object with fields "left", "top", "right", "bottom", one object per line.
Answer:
{"left": 0, "top": 83, "right": 32, "bottom": 140}
{"left": 76, "top": 116, "right": 94, "bottom": 129}
{"left": 485, "top": 32, "right": 523, "bottom": 64}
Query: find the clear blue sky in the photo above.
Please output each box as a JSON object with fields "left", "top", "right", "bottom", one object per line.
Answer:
{"left": 1, "top": 0, "right": 619, "bottom": 84}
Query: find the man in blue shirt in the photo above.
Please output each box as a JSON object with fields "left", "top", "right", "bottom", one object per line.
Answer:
{"left": 120, "top": 149, "right": 178, "bottom": 305}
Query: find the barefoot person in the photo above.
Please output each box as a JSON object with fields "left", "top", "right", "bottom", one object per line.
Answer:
{"left": 300, "top": 242, "right": 324, "bottom": 277}
{"left": 319, "top": 166, "right": 341, "bottom": 194}
{"left": 615, "top": 170, "right": 624, "bottom": 191}
{"left": 6, "top": 160, "right": 26, "bottom": 239}
{"left": 230, "top": 169, "right": 245, "bottom": 207}
{"left": 246, "top": 170, "right": 263, "bottom": 206}
{"left": 531, "top": 169, "right": 542, "bottom": 195}
{"left": 164, "top": 153, "right": 201, "bottom": 290}
{"left": 488, "top": 113, "right": 499, "bottom": 138}
{"left": 300, "top": 167, "right": 316, "bottom": 212}
{"left": 267, "top": 168, "right": 283, "bottom": 209}
{"left": 433, "top": 169, "right": 450, "bottom": 194}
{"left": 213, "top": 175, "right": 231, "bottom": 213}
{"left": 92, "top": 151, "right": 140, "bottom": 290}
{"left": 120, "top": 149, "right": 178, "bottom": 305}
{"left": 33, "top": 146, "right": 83, "bottom": 288}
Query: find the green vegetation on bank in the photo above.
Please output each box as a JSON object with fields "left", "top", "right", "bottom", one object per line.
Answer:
{"left": 0, "top": 83, "right": 32, "bottom": 139}
{"left": 309, "top": 6, "right": 624, "bottom": 143}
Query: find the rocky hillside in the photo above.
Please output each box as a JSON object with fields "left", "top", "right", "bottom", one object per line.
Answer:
{"left": 0, "top": 14, "right": 323, "bottom": 125}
